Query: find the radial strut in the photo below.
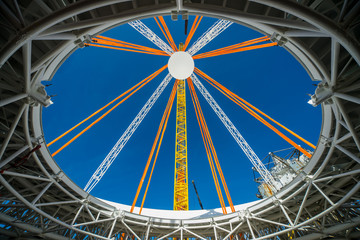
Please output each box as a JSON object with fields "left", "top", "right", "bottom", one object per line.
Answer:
{"left": 187, "top": 19, "right": 233, "bottom": 56}
{"left": 129, "top": 20, "right": 174, "bottom": 55}
{"left": 191, "top": 74, "right": 278, "bottom": 190}
{"left": 84, "top": 74, "right": 172, "bottom": 193}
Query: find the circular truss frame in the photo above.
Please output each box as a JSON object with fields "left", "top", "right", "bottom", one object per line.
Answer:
{"left": 0, "top": 0, "right": 359, "bottom": 239}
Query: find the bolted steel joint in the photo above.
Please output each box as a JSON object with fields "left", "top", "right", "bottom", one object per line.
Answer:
{"left": 308, "top": 83, "right": 333, "bottom": 106}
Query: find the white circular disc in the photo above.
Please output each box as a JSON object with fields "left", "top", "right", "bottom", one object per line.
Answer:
{"left": 167, "top": 52, "right": 195, "bottom": 79}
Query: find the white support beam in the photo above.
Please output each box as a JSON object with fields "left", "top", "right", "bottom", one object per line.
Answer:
{"left": 335, "top": 145, "right": 360, "bottom": 164}
{"left": 35, "top": 200, "right": 79, "bottom": 207}
{"left": 108, "top": 218, "right": 117, "bottom": 238}
{"left": 330, "top": 39, "right": 340, "bottom": 86}
{"left": 335, "top": 132, "right": 352, "bottom": 145}
{"left": 31, "top": 182, "right": 54, "bottom": 204}
{"left": 0, "top": 93, "right": 27, "bottom": 107}
{"left": 187, "top": 19, "right": 232, "bottom": 56}
{"left": 312, "top": 182, "right": 335, "bottom": 206}
{"left": 35, "top": 33, "right": 76, "bottom": 40}
{"left": 279, "top": 204, "right": 294, "bottom": 226}
{"left": 145, "top": 221, "right": 151, "bottom": 240}
{"left": 0, "top": 104, "right": 26, "bottom": 159}
{"left": 128, "top": 20, "right": 174, "bottom": 55}
{"left": 334, "top": 92, "right": 360, "bottom": 105}
{"left": 71, "top": 205, "right": 84, "bottom": 225}
{"left": 314, "top": 169, "right": 360, "bottom": 183}
{"left": 22, "top": 41, "right": 32, "bottom": 93}
{"left": 294, "top": 183, "right": 312, "bottom": 225}
{"left": 333, "top": 97, "right": 360, "bottom": 150}
{"left": 214, "top": 224, "right": 231, "bottom": 233}
{"left": 85, "top": 205, "right": 96, "bottom": 221}
{"left": 1, "top": 171, "right": 51, "bottom": 182}
{"left": 84, "top": 74, "right": 173, "bottom": 193}
{"left": 284, "top": 30, "right": 328, "bottom": 37}
{"left": 250, "top": 216, "right": 292, "bottom": 228}
{"left": 246, "top": 218, "right": 256, "bottom": 240}
{"left": 122, "top": 219, "right": 141, "bottom": 240}
{"left": 157, "top": 228, "right": 182, "bottom": 240}
{"left": 176, "top": 0, "right": 183, "bottom": 11}
{"left": 191, "top": 74, "right": 277, "bottom": 189}
{"left": 73, "top": 217, "right": 114, "bottom": 227}
{"left": 183, "top": 227, "right": 207, "bottom": 240}
{"left": 0, "top": 145, "right": 29, "bottom": 169}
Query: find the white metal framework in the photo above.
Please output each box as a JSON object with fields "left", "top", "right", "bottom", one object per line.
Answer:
{"left": 0, "top": 0, "right": 359, "bottom": 239}
{"left": 187, "top": 19, "right": 233, "bottom": 56}
{"left": 129, "top": 20, "right": 174, "bottom": 55}
{"left": 84, "top": 74, "right": 172, "bottom": 193}
{"left": 190, "top": 74, "right": 278, "bottom": 190}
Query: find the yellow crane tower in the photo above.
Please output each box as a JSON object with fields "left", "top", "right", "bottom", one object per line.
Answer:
{"left": 174, "top": 43, "right": 189, "bottom": 211}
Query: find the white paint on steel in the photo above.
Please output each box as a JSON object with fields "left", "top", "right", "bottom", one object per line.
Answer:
{"left": 84, "top": 74, "right": 173, "bottom": 193}
{"left": 128, "top": 20, "right": 174, "bottom": 55}
{"left": 187, "top": 19, "right": 233, "bottom": 56}
{"left": 190, "top": 74, "right": 278, "bottom": 190}
{"left": 0, "top": 1, "right": 359, "bottom": 239}
{"left": 168, "top": 52, "right": 194, "bottom": 79}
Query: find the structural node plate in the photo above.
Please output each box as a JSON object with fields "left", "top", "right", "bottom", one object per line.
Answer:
{"left": 168, "top": 52, "right": 194, "bottom": 79}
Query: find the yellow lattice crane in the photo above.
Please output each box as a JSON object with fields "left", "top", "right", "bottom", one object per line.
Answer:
{"left": 174, "top": 43, "right": 189, "bottom": 211}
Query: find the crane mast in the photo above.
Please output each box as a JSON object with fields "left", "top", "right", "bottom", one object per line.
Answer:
{"left": 174, "top": 47, "right": 189, "bottom": 210}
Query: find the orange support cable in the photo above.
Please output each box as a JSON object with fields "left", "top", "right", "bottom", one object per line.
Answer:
{"left": 189, "top": 79, "right": 228, "bottom": 214}
{"left": 188, "top": 80, "right": 226, "bottom": 211}
{"left": 197, "top": 42, "right": 278, "bottom": 59}
{"left": 193, "top": 42, "right": 277, "bottom": 59}
{"left": 85, "top": 43, "right": 168, "bottom": 56}
{"left": 95, "top": 35, "right": 166, "bottom": 50}
{"left": 189, "top": 82, "right": 227, "bottom": 214}
{"left": 183, "top": 16, "right": 203, "bottom": 51}
{"left": 158, "top": 16, "right": 178, "bottom": 51}
{"left": 154, "top": 16, "right": 178, "bottom": 52}
{"left": 195, "top": 67, "right": 316, "bottom": 150}
{"left": 193, "top": 36, "right": 270, "bottom": 59}
{"left": 192, "top": 36, "right": 270, "bottom": 57}
{"left": 188, "top": 78, "right": 235, "bottom": 213}
{"left": 51, "top": 65, "right": 167, "bottom": 157}
{"left": 47, "top": 65, "right": 168, "bottom": 148}
{"left": 131, "top": 80, "right": 178, "bottom": 213}
{"left": 138, "top": 80, "right": 178, "bottom": 214}
{"left": 93, "top": 36, "right": 168, "bottom": 55}
{"left": 194, "top": 68, "right": 313, "bottom": 158}
{"left": 154, "top": 17, "right": 172, "bottom": 49}
{"left": 190, "top": 83, "right": 233, "bottom": 212}
{"left": 188, "top": 78, "right": 237, "bottom": 214}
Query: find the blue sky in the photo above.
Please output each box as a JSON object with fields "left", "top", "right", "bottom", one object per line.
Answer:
{"left": 43, "top": 16, "right": 321, "bottom": 211}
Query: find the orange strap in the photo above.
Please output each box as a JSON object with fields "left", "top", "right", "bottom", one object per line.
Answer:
{"left": 154, "top": 16, "right": 178, "bottom": 52}
{"left": 51, "top": 65, "right": 167, "bottom": 157}
{"left": 194, "top": 42, "right": 278, "bottom": 59}
{"left": 188, "top": 78, "right": 236, "bottom": 214}
{"left": 195, "top": 67, "right": 315, "bottom": 149}
{"left": 131, "top": 80, "right": 178, "bottom": 213}
{"left": 94, "top": 36, "right": 168, "bottom": 54}
{"left": 193, "top": 36, "right": 271, "bottom": 58}
{"left": 189, "top": 78, "right": 235, "bottom": 212}
{"left": 184, "top": 16, "right": 203, "bottom": 51}
{"left": 194, "top": 68, "right": 313, "bottom": 158}
{"left": 48, "top": 65, "right": 168, "bottom": 148}
{"left": 188, "top": 79, "right": 226, "bottom": 214}
{"left": 196, "top": 36, "right": 269, "bottom": 56}
{"left": 139, "top": 80, "right": 178, "bottom": 214}
{"left": 85, "top": 42, "right": 168, "bottom": 56}
{"left": 193, "top": 37, "right": 277, "bottom": 59}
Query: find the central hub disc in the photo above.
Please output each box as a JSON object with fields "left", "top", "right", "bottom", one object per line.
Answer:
{"left": 168, "top": 52, "right": 195, "bottom": 79}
